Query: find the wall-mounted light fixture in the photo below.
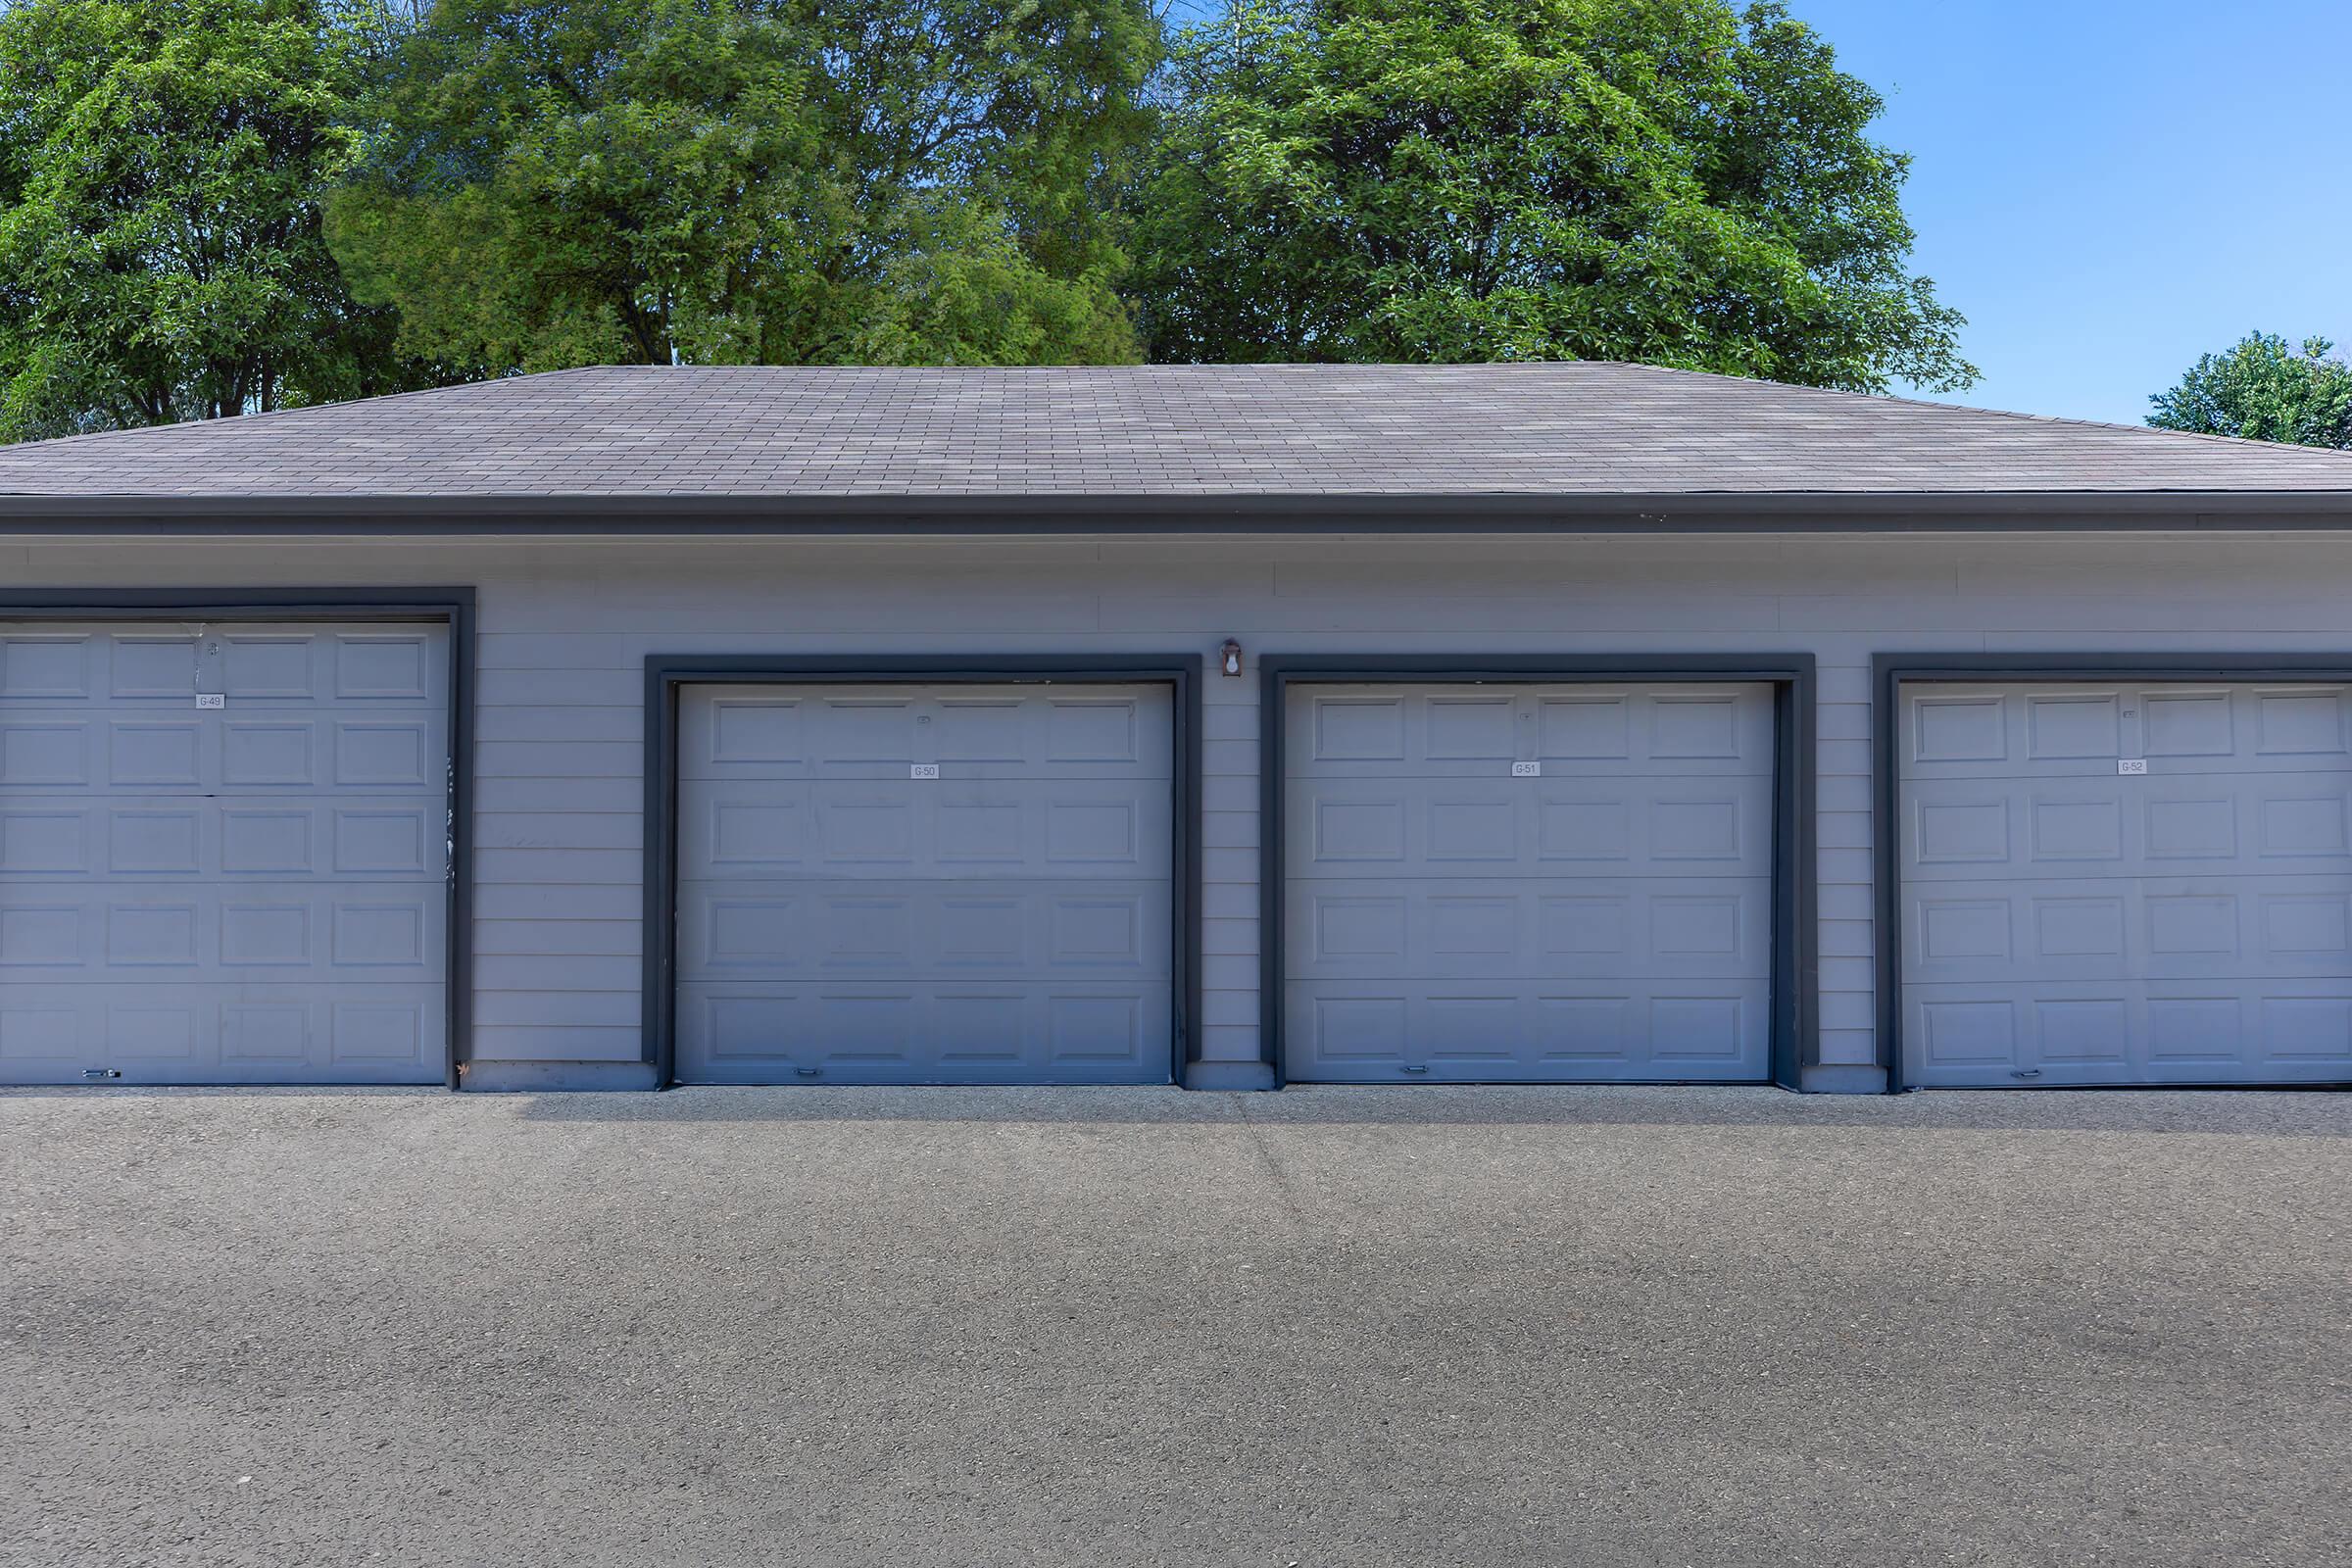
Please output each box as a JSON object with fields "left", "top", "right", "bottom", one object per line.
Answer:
{"left": 1219, "top": 639, "right": 1244, "bottom": 677}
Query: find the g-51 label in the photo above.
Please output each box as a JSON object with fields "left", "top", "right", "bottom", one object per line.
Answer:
{"left": 1510, "top": 761, "right": 1542, "bottom": 777}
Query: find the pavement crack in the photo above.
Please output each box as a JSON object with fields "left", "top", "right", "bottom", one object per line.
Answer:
{"left": 1235, "top": 1095, "right": 1314, "bottom": 1237}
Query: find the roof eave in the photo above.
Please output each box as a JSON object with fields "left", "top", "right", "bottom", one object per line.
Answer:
{"left": 0, "top": 489, "right": 2349, "bottom": 533}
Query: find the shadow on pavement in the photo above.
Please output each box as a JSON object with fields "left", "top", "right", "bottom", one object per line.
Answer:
{"left": 4, "top": 1082, "right": 2341, "bottom": 1137}
{"left": 505, "top": 1082, "right": 2349, "bottom": 1137}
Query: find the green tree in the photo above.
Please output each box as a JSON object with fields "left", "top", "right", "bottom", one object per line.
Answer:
{"left": 0, "top": 0, "right": 416, "bottom": 441}
{"left": 2147, "top": 332, "right": 2352, "bottom": 448}
{"left": 327, "top": 0, "right": 1157, "bottom": 371}
{"left": 1131, "top": 0, "right": 1974, "bottom": 392}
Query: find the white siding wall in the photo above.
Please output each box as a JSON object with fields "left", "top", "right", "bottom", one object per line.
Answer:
{"left": 16, "top": 530, "right": 2352, "bottom": 1086}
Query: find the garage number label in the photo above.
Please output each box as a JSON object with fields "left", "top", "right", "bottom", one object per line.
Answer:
{"left": 2117, "top": 759, "right": 2148, "bottom": 775}
{"left": 909, "top": 763, "right": 940, "bottom": 780}
{"left": 1510, "top": 761, "right": 1542, "bottom": 777}
{"left": 194, "top": 694, "right": 226, "bottom": 710}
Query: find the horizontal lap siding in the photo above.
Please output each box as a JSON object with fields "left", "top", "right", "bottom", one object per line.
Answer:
{"left": 474, "top": 628, "right": 644, "bottom": 1060}
{"left": 15, "top": 532, "right": 2352, "bottom": 1082}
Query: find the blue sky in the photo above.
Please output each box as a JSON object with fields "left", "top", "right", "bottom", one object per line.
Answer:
{"left": 1163, "top": 2, "right": 2352, "bottom": 425}
{"left": 1785, "top": 0, "right": 2352, "bottom": 423}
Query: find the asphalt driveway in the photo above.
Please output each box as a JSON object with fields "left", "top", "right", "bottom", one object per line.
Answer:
{"left": 2, "top": 1086, "right": 2344, "bottom": 1567}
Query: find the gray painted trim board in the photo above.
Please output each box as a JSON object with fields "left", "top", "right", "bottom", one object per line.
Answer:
{"left": 1258, "top": 656, "right": 1819, "bottom": 1090}
{"left": 0, "top": 588, "right": 476, "bottom": 1088}
{"left": 1873, "top": 652, "right": 2352, "bottom": 1092}
{"left": 4, "top": 491, "right": 2352, "bottom": 533}
{"left": 642, "top": 655, "right": 1203, "bottom": 1088}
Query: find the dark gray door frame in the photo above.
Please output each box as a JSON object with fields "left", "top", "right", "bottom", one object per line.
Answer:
{"left": 1259, "top": 655, "right": 1818, "bottom": 1090}
{"left": 1874, "top": 652, "right": 2352, "bottom": 1092}
{"left": 642, "top": 654, "right": 1204, "bottom": 1088}
{"left": 0, "top": 588, "right": 477, "bottom": 1089}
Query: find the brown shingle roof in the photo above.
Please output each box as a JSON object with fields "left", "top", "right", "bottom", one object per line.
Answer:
{"left": 4, "top": 362, "right": 2351, "bottom": 500}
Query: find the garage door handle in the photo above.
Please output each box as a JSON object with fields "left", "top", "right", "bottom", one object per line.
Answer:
{"left": 1400, "top": 1064, "right": 1429, "bottom": 1074}
{"left": 2010, "top": 1068, "right": 2042, "bottom": 1079}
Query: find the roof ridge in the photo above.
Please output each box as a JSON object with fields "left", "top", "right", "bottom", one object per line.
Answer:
{"left": 1591, "top": 361, "right": 2352, "bottom": 466}
{"left": 4, "top": 362, "right": 2351, "bottom": 501}
{"left": 0, "top": 366, "right": 603, "bottom": 457}
{"left": 16, "top": 358, "right": 2350, "bottom": 470}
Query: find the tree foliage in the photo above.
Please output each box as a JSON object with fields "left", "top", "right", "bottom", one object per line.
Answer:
{"left": 0, "top": 0, "right": 1986, "bottom": 441}
{"left": 324, "top": 0, "right": 1156, "bottom": 371}
{"left": 2146, "top": 332, "right": 2352, "bottom": 449}
{"left": 1131, "top": 0, "right": 1975, "bottom": 392}
{"left": 0, "top": 0, "right": 417, "bottom": 441}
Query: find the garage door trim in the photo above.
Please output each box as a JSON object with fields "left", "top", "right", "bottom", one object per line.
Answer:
{"left": 0, "top": 587, "right": 475, "bottom": 1089}
{"left": 1874, "top": 652, "right": 2352, "bottom": 1092}
{"left": 1259, "top": 656, "right": 1817, "bottom": 1089}
{"left": 643, "top": 655, "right": 1202, "bottom": 1088}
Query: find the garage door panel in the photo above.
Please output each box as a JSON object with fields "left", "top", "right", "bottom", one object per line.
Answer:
{"left": 1899, "top": 679, "right": 2352, "bottom": 1086}
{"left": 1287, "top": 686, "right": 1775, "bottom": 780}
{"left": 680, "top": 878, "right": 1167, "bottom": 982}
{"left": 0, "top": 797, "right": 440, "bottom": 880}
{"left": 1289, "top": 877, "right": 1771, "bottom": 981}
{"left": 1285, "top": 782, "right": 1773, "bottom": 880}
{"left": 1906, "top": 980, "right": 2352, "bottom": 1086}
{"left": 0, "top": 622, "right": 450, "bottom": 1087}
{"left": 4, "top": 702, "right": 447, "bottom": 797}
{"left": 1905, "top": 683, "right": 2352, "bottom": 778}
{"left": 2, "top": 627, "right": 446, "bottom": 703}
{"left": 0, "top": 712, "right": 448, "bottom": 794}
{"left": 678, "top": 980, "right": 1169, "bottom": 1084}
{"left": 681, "top": 778, "right": 1167, "bottom": 880}
{"left": 1905, "top": 778, "right": 2352, "bottom": 881}
{"left": 1284, "top": 681, "right": 1777, "bottom": 1084}
{"left": 681, "top": 685, "right": 1171, "bottom": 782}
{"left": 0, "top": 982, "right": 443, "bottom": 1086}
{"left": 1288, "top": 980, "right": 1769, "bottom": 1082}
{"left": 0, "top": 884, "right": 445, "bottom": 978}
{"left": 1907, "top": 872, "right": 2352, "bottom": 985}
{"left": 673, "top": 682, "right": 1174, "bottom": 1084}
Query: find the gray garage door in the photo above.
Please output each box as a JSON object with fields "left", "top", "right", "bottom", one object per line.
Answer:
{"left": 1898, "top": 680, "right": 2352, "bottom": 1086}
{"left": 0, "top": 621, "right": 450, "bottom": 1086}
{"left": 1284, "top": 682, "right": 1776, "bottom": 1082}
{"left": 673, "top": 682, "right": 1174, "bottom": 1084}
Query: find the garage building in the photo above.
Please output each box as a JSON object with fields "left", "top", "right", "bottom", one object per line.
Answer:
{"left": 1, "top": 363, "right": 2349, "bottom": 1093}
